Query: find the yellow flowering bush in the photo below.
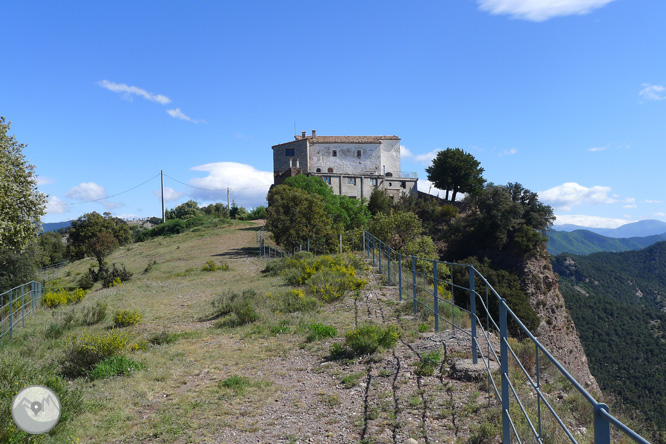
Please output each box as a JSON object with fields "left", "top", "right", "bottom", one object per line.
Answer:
{"left": 62, "top": 329, "right": 129, "bottom": 377}
{"left": 43, "top": 287, "right": 88, "bottom": 308}
{"left": 113, "top": 310, "right": 143, "bottom": 327}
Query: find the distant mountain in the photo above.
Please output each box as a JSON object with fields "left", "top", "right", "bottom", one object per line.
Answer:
{"left": 553, "top": 242, "right": 666, "bottom": 431}
{"left": 552, "top": 219, "right": 666, "bottom": 238}
{"left": 547, "top": 229, "right": 666, "bottom": 255}
{"left": 42, "top": 221, "right": 72, "bottom": 233}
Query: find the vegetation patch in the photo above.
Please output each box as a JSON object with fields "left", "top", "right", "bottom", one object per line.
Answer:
{"left": 81, "top": 301, "right": 108, "bottom": 326}
{"left": 202, "top": 260, "right": 229, "bottom": 272}
{"left": 331, "top": 324, "right": 400, "bottom": 358}
{"left": 43, "top": 286, "right": 88, "bottom": 308}
{"left": 113, "top": 310, "right": 143, "bottom": 327}
{"left": 415, "top": 350, "right": 442, "bottom": 376}
{"left": 61, "top": 329, "right": 130, "bottom": 377}
{"left": 306, "top": 323, "right": 337, "bottom": 342}
{"left": 89, "top": 355, "right": 145, "bottom": 380}
{"left": 212, "top": 290, "right": 260, "bottom": 327}
{"left": 218, "top": 374, "right": 270, "bottom": 397}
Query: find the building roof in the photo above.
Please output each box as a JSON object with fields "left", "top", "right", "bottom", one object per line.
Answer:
{"left": 272, "top": 135, "right": 399, "bottom": 148}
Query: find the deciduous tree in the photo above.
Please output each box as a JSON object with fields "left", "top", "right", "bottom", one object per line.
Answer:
{"left": 426, "top": 148, "right": 486, "bottom": 201}
{"left": 0, "top": 117, "right": 47, "bottom": 252}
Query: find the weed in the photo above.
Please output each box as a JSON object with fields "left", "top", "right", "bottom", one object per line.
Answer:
{"left": 341, "top": 372, "right": 365, "bottom": 389}
{"left": 113, "top": 310, "right": 143, "bottom": 327}
{"left": 306, "top": 323, "right": 337, "bottom": 342}
{"left": 343, "top": 324, "right": 399, "bottom": 356}
{"left": 418, "top": 323, "right": 430, "bottom": 333}
{"left": 88, "top": 355, "right": 145, "bottom": 380}
{"left": 149, "top": 330, "right": 178, "bottom": 345}
{"left": 269, "top": 321, "right": 291, "bottom": 335}
{"left": 318, "top": 392, "right": 341, "bottom": 408}
{"left": 143, "top": 259, "right": 158, "bottom": 274}
{"left": 415, "top": 350, "right": 442, "bottom": 376}
{"left": 218, "top": 374, "right": 269, "bottom": 396}
{"left": 81, "top": 301, "right": 107, "bottom": 326}
{"left": 212, "top": 290, "right": 260, "bottom": 326}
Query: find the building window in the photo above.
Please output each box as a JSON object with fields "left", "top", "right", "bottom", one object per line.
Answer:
{"left": 386, "top": 172, "right": 393, "bottom": 177}
{"left": 401, "top": 181, "right": 406, "bottom": 189}
{"left": 389, "top": 182, "right": 393, "bottom": 187}
{"left": 370, "top": 178, "right": 378, "bottom": 186}
{"left": 357, "top": 150, "right": 361, "bottom": 157}
{"left": 323, "top": 176, "right": 331, "bottom": 184}
{"left": 286, "top": 148, "right": 294, "bottom": 156}
{"left": 347, "top": 177, "right": 356, "bottom": 185}
{"left": 327, "top": 167, "right": 334, "bottom": 173}
{"left": 332, "top": 150, "right": 337, "bottom": 157}
{"left": 316, "top": 168, "right": 321, "bottom": 173}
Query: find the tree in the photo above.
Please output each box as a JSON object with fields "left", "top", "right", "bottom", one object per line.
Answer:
{"left": 368, "top": 211, "right": 437, "bottom": 259}
{"left": 67, "top": 212, "right": 131, "bottom": 260}
{"left": 38, "top": 231, "right": 66, "bottom": 266}
{"left": 86, "top": 232, "right": 118, "bottom": 271}
{"left": 426, "top": 148, "right": 486, "bottom": 201}
{"left": 0, "top": 117, "right": 47, "bottom": 252}
{"left": 265, "top": 185, "right": 334, "bottom": 251}
{"left": 367, "top": 188, "right": 393, "bottom": 216}
{"left": 166, "top": 200, "right": 201, "bottom": 220}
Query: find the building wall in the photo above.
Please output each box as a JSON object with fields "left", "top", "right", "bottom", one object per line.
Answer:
{"left": 308, "top": 142, "right": 382, "bottom": 175}
{"left": 314, "top": 174, "right": 417, "bottom": 200}
{"left": 272, "top": 139, "right": 308, "bottom": 174}
{"left": 380, "top": 139, "right": 401, "bottom": 177}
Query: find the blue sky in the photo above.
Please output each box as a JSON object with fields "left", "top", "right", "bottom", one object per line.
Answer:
{"left": 3, "top": 0, "right": 665, "bottom": 228}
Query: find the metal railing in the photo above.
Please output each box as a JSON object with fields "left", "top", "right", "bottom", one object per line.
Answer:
{"left": 257, "top": 230, "right": 363, "bottom": 259}
{"left": 0, "top": 281, "right": 43, "bottom": 340}
{"left": 400, "top": 171, "right": 419, "bottom": 179}
{"left": 362, "top": 230, "right": 651, "bottom": 444}
{"left": 37, "top": 261, "right": 69, "bottom": 282}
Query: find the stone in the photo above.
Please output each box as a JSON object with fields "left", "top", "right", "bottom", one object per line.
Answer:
{"left": 449, "top": 358, "right": 499, "bottom": 382}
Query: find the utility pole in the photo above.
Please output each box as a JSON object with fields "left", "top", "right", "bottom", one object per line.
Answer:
{"left": 227, "top": 187, "right": 230, "bottom": 210}
{"left": 161, "top": 170, "right": 165, "bottom": 223}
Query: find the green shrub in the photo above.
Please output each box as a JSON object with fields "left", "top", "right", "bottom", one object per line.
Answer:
{"left": 88, "top": 355, "right": 145, "bottom": 380}
{"left": 113, "top": 310, "right": 143, "bottom": 327}
{"left": 343, "top": 324, "right": 399, "bottom": 356}
{"left": 306, "top": 323, "right": 337, "bottom": 342}
{"left": 81, "top": 301, "right": 108, "bottom": 326}
{"left": 100, "top": 263, "right": 133, "bottom": 288}
{"left": 415, "top": 350, "right": 442, "bottom": 376}
{"left": 219, "top": 374, "right": 251, "bottom": 395}
{"left": 418, "top": 323, "right": 430, "bottom": 333}
{"left": 212, "top": 290, "right": 259, "bottom": 326}
{"left": 143, "top": 259, "right": 158, "bottom": 274}
{"left": 202, "top": 260, "right": 229, "bottom": 272}
{"left": 61, "top": 329, "right": 129, "bottom": 377}
{"left": 307, "top": 266, "right": 367, "bottom": 302}
{"left": 77, "top": 269, "right": 96, "bottom": 290}
{"left": 149, "top": 330, "right": 178, "bottom": 345}
{"left": 0, "top": 354, "right": 83, "bottom": 443}
{"left": 267, "top": 289, "right": 319, "bottom": 313}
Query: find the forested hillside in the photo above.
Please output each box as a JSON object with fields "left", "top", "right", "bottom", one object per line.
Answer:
{"left": 547, "top": 229, "right": 666, "bottom": 256}
{"left": 553, "top": 244, "right": 666, "bottom": 433}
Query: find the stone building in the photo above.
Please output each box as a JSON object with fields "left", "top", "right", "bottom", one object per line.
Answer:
{"left": 272, "top": 130, "right": 417, "bottom": 201}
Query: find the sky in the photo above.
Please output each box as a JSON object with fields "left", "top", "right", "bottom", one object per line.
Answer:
{"left": 2, "top": 0, "right": 666, "bottom": 228}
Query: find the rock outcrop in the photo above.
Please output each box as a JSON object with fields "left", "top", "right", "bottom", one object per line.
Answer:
{"left": 520, "top": 249, "right": 600, "bottom": 394}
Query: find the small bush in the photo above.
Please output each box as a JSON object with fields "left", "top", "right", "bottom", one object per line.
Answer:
{"left": 415, "top": 350, "right": 442, "bottom": 376}
{"left": 418, "top": 323, "right": 430, "bottom": 333}
{"left": 341, "top": 372, "right": 365, "bottom": 389}
{"left": 212, "top": 290, "right": 260, "bottom": 326}
{"left": 113, "top": 310, "right": 143, "bottom": 327}
{"left": 100, "top": 264, "right": 133, "bottom": 288}
{"left": 143, "top": 259, "right": 158, "bottom": 274}
{"left": 88, "top": 355, "right": 145, "bottom": 380}
{"left": 43, "top": 287, "right": 88, "bottom": 308}
{"left": 343, "top": 324, "right": 399, "bottom": 356}
{"left": 267, "top": 289, "right": 319, "bottom": 313}
{"left": 149, "top": 330, "right": 178, "bottom": 345}
{"left": 44, "top": 309, "right": 76, "bottom": 339}
{"left": 202, "top": 260, "right": 229, "bottom": 272}
{"left": 307, "top": 266, "right": 367, "bottom": 302}
{"left": 61, "top": 329, "right": 129, "bottom": 377}
{"left": 77, "top": 269, "right": 96, "bottom": 290}
{"left": 306, "top": 323, "right": 337, "bottom": 342}
{"left": 81, "top": 301, "right": 108, "bottom": 326}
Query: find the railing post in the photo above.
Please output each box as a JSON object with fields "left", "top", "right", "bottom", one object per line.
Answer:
{"left": 21, "top": 285, "right": 25, "bottom": 327}
{"left": 9, "top": 289, "right": 13, "bottom": 339}
{"left": 31, "top": 282, "right": 35, "bottom": 313}
{"left": 451, "top": 264, "right": 456, "bottom": 338}
{"left": 594, "top": 404, "right": 611, "bottom": 444}
{"left": 398, "top": 253, "right": 402, "bottom": 301}
{"left": 387, "top": 245, "right": 391, "bottom": 286}
{"left": 412, "top": 256, "right": 417, "bottom": 315}
{"left": 378, "top": 240, "right": 382, "bottom": 274}
{"left": 500, "top": 299, "right": 511, "bottom": 444}
{"left": 363, "top": 232, "right": 366, "bottom": 257}
{"left": 433, "top": 260, "right": 439, "bottom": 332}
{"left": 470, "top": 266, "right": 477, "bottom": 364}
{"left": 372, "top": 236, "right": 375, "bottom": 267}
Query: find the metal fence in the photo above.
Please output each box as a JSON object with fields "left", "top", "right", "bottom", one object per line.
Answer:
{"left": 37, "top": 261, "right": 69, "bottom": 282}
{"left": 0, "top": 281, "right": 43, "bottom": 340}
{"left": 362, "top": 230, "right": 650, "bottom": 444}
{"left": 257, "top": 229, "right": 363, "bottom": 258}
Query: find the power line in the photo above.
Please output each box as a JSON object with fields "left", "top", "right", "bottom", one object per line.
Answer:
{"left": 49, "top": 173, "right": 161, "bottom": 205}
{"left": 163, "top": 173, "right": 272, "bottom": 191}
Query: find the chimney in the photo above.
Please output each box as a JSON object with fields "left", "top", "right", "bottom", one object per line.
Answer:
{"left": 301, "top": 131, "right": 306, "bottom": 139}
{"left": 312, "top": 129, "right": 316, "bottom": 137}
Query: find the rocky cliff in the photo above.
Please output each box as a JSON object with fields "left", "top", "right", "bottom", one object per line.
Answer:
{"left": 520, "top": 249, "right": 600, "bottom": 394}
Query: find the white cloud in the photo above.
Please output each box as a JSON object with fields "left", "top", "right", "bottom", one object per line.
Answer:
{"left": 37, "top": 176, "right": 55, "bottom": 186}
{"left": 588, "top": 145, "right": 609, "bottom": 152}
{"left": 645, "top": 199, "right": 663, "bottom": 204}
{"left": 66, "top": 182, "right": 107, "bottom": 201}
{"left": 499, "top": 148, "right": 518, "bottom": 156}
{"left": 477, "top": 0, "right": 614, "bottom": 22}
{"left": 553, "top": 214, "right": 633, "bottom": 229}
{"left": 400, "top": 145, "right": 413, "bottom": 159}
{"left": 101, "top": 201, "right": 125, "bottom": 210}
{"left": 45, "top": 196, "right": 69, "bottom": 215}
{"left": 98, "top": 80, "right": 171, "bottom": 104}
{"left": 154, "top": 186, "right": 185, "bottom": 202}
{"left": 188, "top": 162, "right": 273, "bottom": 207}
{"left": 656, "top": 212, "right": 666, "bottom": 218}
{"left": 399, "top": 147, "right": 440, "bottom": 164}
{"left": 639, "top": 83, "right": 666, "bottom": 101}
{"left": 623, "top": 204, "right": 637, "bottom": 209}
{"left": 166, "top": 108, "right": 205, "bottom": 124}
{"left": 539, "top": 182, "right": 616, "bottom": 211}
